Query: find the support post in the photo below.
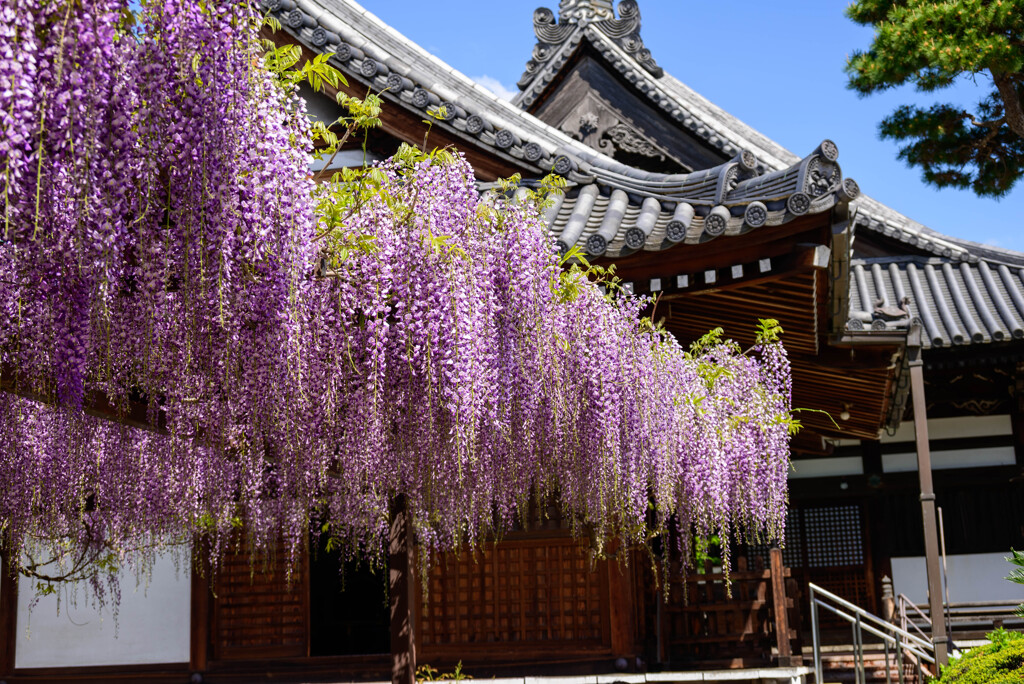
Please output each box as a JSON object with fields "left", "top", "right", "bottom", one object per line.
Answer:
{"left": 189, "top": 540, "right": 210, "bottom": 677}
{"left": 770, "top": 547, "right": 797, "bottom": 666}
{"left": 906, "top": 326, "right": 948, "bottom": 667}
{"left": 390, "top": 495, "right": 416, "bottom": 684}
{"left": 607, "top": 549, "right": 634, "bottom": 662}
{"left": 1012, "top": 362, "right": 1024, "bottom": 468}
{"left": 0, "top": 545, "right": 17, "bottom": 678}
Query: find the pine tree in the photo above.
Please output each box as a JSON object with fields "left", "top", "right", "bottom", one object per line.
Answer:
{"left": 846, "top": 0, "right": 1024, "bottom": 197}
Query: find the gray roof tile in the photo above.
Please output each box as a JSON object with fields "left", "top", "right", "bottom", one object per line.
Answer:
{"left": 849, "top": 258, "right": 1024, "bottom": 348}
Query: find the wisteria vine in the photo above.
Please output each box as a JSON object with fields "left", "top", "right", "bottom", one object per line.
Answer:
{"left": 0, "top": 0, "right": 794, "bottom": 603}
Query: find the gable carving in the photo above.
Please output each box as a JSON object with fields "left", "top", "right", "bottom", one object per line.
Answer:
{"left": 599, "top": 122, "right": 666, "bottom": 161}
{"left": 518, "top": 0, "right": 663, "bottom": 92}
{"left": 556, "top": 93, "right": 682, "bottom": 171}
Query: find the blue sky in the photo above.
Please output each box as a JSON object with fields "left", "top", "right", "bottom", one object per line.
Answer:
{"left": 357, "top": 0, "right": 1024, "bottom": 253}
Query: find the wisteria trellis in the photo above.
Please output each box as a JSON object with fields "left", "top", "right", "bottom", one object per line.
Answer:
{"left": 0, "top": 0, "right": 792, "bottom": 598}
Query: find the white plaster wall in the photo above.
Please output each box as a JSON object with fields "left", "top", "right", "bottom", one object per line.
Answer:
{"left": 788, "top": 456, "right": 863, "bottom": 479}
{"left": 14, "top": 550, "right": 190, "bottom": 668}
{"left": 891, "top": 552, "right": 1024, "bottom": 605}
{"left": 882, "top": 446, "right": 1016, "bottom": 473}
{"left": 881, "top": 415, "right": 1012, "bottom": 443}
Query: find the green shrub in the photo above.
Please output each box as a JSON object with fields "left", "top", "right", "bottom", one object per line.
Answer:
{"left": 935, "top": 629, "right": 1024, "bottom": 683}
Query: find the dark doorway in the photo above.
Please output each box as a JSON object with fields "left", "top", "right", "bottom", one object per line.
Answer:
{"left": 309, "top": 539, "right": 390, "bottom": 656}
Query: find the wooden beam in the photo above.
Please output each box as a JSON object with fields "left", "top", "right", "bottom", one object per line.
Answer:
{"left": 0, "top": 544, "right": 17, "bottom": 677}
{"left": 389, "top": 495, "right": 416, "bottom": 684}
{"left": 0, "top": 366, "right": 163, "bottom": 434}
{"left": 595, "top": 215, "right": 831, "bottom": 282}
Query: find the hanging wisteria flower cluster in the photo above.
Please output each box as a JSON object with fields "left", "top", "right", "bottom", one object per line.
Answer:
{"left": 0, "top": 0, "right": 793, "bottom": 600}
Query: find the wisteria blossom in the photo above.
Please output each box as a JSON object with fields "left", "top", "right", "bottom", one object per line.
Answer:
{"left": 0, "top": 0, "right": 793, "bottom": 600}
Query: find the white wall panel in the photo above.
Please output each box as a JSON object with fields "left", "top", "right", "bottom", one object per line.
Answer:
{"left": 788, "top": 456, "right": 863, "bottom": 479}
{"left": 891, "top": 552, "right": 1024, "bottom": 605}
{"left": 15, "top": 551, "right": 190, "bottom": 668}
{"left": 882, "top": 446, "right": 1015, "bottom": 473}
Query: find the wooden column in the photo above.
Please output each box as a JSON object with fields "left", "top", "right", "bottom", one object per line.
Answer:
{"left": 769, "top": 547, "right": 797, "bottom": 666}
{"left": 390, "top": 495, "right": 416, "bottom": 684}
{"left": 607, "top": 554, "right": 634, "bottom": 660}
{"left": 189, "top": 548, "right": 210, "bottom": 676}
{"left": 907, "top": 329, "right": 948, "bottom": 667}
{"left": 1012, "top": 362, "right": 1024, "bottom": 468}
{"left": 0, "top": 547, "right": 17, "bottom": 678}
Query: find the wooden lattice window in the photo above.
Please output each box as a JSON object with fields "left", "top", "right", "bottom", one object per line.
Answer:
{"left": 802, "top": 505, "right": 863, "bottom": 568}
{"left": 211, "top": 541, "right": 309, "bottom": 661}
{"left": 418, "top": 538, "right": 609, "bottom": 649}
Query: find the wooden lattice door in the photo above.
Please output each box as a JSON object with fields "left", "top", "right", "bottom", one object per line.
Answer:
{"left": 788, "top": 503, "right": 875, "bottom": 620}
{"left": 418, "top": 536, "right": 612, "bottom": 663}
{"left": 210, "top": 539, "right": 310, "bottom": 661}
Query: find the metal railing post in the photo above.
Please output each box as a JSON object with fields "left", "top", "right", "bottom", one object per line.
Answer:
{"left": 811, "top": 585, "right": 822, "bottom": 684}
{"left": 855, "top": 612, "right": 864, "bottom": 684}
{"left": 884, "top": 639, "right": 891, "bottom": 684}
{"left": 895, "top": 629, "right": 905, "bottom": 684}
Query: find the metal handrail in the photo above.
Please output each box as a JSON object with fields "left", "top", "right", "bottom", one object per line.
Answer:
{"left": 810, "top": 583, "right": 936, "bottom": 684}
{"left": 897, "top": 593, "right": 933, "bottom": 647}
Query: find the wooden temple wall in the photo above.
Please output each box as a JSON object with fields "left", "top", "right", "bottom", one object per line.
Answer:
{"left": 0, "top": 533, "right": 800, "bottom": 682}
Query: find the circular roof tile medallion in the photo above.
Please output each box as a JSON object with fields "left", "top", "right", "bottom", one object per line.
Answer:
{"left": 556, "top": 240, "right": 571, "bottom": 257}
{"left": 871, "top": 319, "right": 888, "bottom": 331}
{"left": 438, "top": 101, "right": 458, "bottom": 122}
{"left": 311, "top": 26, "right": 328, "bottom": 47}
{"left": 263, "top": 0, "right": 282, "bottom": 11}
{"left": 625, "top": 227, "right": 647, "bottom": 250}
{"left": 847, "top": 318, "right": 865, "bottom": 331}
{"left": 523, "top": 142, "right": 545, "bottom": 163}
{"left": 744, "top": 201, "right": 768, "bottom": 228}
{"left": 665, "top": 220, "right": 687, "bottom": 243}
{"left": 495, "top": 129, "right": 517, "bottom": 150}
{"left": 942, "top": 247, "right": 953, "bottom": 258}
{"left": 411, "top": 88, "right": 432, "bottom": 109}
{"left": 820, "top": 139, "right": 839, "bottom": 162}
{"left": 787, "top": 192, "right": 811, "bottom": 216}
{"left": 335, "top": 43, "right": 356, "bottom": 62}
{"left": 465, "top": 115, "right": 487, "bottom": 135}
{"left": 386, "top": 72, "right": 406, "bottom": 93}
{"left": 285, "top": 9, "right": 304, "bottom": 28}
{"left": 840, "top": 177, "right": 861, "bottom": 202}
{"left": 585, "top": 234, "right": 608, "bottom": 256}
{"left": 704, "top": 211, "right": 727, "bottom": 237}
{"left": 739, "top": 149, "right": 758, "bottom": 172}
{"left": 360, "top": 58, "right": 381, "bottom": 79}
{"left": 552, "top": 155, "right": 575, "bottom": 176}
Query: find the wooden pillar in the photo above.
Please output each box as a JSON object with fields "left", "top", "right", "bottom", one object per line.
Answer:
{"left": 189, "top": 546, "right": 210, "bottom": 676}
{"left": 907, "top": 330, "right": 948, "bottom": 667}
{"left": 390, "top": 495, "right": 416, "bottom": 684}
{"left": 607, "top": 553, "right": 634, "bottom": 660}
{"left": 769, "top": 547, "right": 797, "bottom": 666}
{"left": 0, "top": 547, "right": 17, "bottom": 678}
{"left": 1012, "top": 362, "right": 1024, "bottom": 468}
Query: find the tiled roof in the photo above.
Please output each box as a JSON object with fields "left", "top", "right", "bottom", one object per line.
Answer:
{"left": 848, "top": 257, "right": 1024, "bottom": 348}
{"left": 273, "top": 0, "right": 1024, "bottom": 273}
{"left": 487, "top": 142, "right": 856, "bottom": 258}
{"left": 269, "top": 0, "right": 859, "bottom": 257}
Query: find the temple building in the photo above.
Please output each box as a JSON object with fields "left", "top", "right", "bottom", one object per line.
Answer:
{"left": 2, "top": 1, "right": 1022, "bottom": 682}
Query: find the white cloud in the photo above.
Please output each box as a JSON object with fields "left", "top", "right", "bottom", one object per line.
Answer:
{"left": 472, "top": 75, "right": 517, "bottom": 101}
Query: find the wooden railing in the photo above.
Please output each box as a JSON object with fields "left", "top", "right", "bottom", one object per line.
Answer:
{"left": 659, "top": 548, "right": 801, "bottom": 668}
